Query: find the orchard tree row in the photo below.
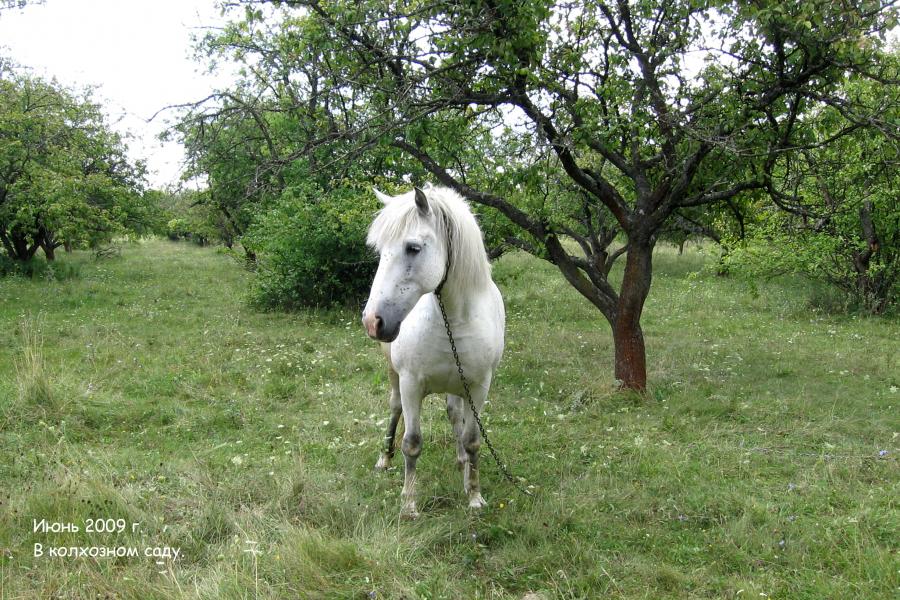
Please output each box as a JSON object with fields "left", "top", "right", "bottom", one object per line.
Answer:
{"left": 174, "top": 0, "right": 899, "bottom": 390}
{"left": 0, "top": 63, "right": 151, "bottom": 263}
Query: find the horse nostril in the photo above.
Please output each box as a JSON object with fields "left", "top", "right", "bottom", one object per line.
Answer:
{"left": 374, "top": 316, "right": 384, "bottom": 336}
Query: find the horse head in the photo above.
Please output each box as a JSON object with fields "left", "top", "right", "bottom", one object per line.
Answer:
{"left": 362, "top": 187, "right": 448, "bottom": 342}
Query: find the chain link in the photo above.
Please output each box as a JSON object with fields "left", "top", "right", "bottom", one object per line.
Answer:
{"left": 435, "top": 222, "right": 532, "bottom": 497}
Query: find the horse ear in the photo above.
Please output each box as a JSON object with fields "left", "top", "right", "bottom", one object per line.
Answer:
{"left": 414, "top": 187, "right": 429, "bottom": 216}
{"left": 373, "top": 188, "right": 392, "bottom": 205}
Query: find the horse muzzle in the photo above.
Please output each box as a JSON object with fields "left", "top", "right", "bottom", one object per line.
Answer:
{"left": 362, "top": 311, "right": 400, "bottom": 342}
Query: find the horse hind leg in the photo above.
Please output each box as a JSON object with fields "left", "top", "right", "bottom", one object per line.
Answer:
{"left": 375, "top": 364, "right": 402, "bottom": 471}
{"left": 451, "top": 392, "right": 487, "bottom": 510}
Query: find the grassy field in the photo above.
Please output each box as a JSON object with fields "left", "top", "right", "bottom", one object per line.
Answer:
{"left": 0, "top": 239, "right": 897, "bottom": 599}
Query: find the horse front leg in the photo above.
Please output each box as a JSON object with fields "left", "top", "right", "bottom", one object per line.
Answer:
{"left": 459, "top": 386, "right": 489, "bottom": 510}
{"left": 399, "top": 377, "right": 424, "bottom": 518}
{"left": 375, "top": 364, "right": 401, "bottom": 471}
{"left": 445, "top": 394, "right": 468, "bottom": 473}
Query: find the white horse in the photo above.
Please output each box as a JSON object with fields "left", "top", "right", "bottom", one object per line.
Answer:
{"left": 362, "top": 185, "right": 505, "bottom": 518}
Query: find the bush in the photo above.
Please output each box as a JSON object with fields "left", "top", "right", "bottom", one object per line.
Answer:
{"left": 165, "top": 215, "right": 219, "bottom": 246}
{"left": 245, "top": 183, "right": 379, "bottom": 309}
{"left": 166, "top": 217, "right": 189, "bottom": 241}
{"left": 720, "top": 206, "right": 899, "bottom": 315}
{"left": 0, "top": 254, "right": 81, "bottom": 281}
{"left": 0, "top": 253, "right": 20, "bottom": 277}
{"left": 157, "top": 190, "right": 234, "bottom": 246}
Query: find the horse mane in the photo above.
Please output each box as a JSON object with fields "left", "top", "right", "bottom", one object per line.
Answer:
{"left": 367, "top": 185, "right": 492, "bottom": 292}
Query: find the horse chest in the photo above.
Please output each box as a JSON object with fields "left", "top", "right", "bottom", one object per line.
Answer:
{"left": 390, "top": 297, "right": 502, "bottom": 393}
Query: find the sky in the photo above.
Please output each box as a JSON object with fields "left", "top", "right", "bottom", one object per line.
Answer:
{"left": 0, "top": 0, "right": 237, "bottom": 188}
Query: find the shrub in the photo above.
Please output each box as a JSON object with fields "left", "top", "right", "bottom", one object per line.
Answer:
{"left": 165, "top": 215, "right": 219, "bottom": 246}
{"left": 0, "top": 253, "right": 20, "bottom": 277}
{"left": 720, "top": 203, "right": 899, "bottom": 315}
{"left": 159, "top": 190, "right": 234, "bottom": 246}
{"left": 0, "top": 254, "right": 81, "bottom": 281}
{"left": 166, "top": 217, "right": 190, "bottom": 241}
{"left": 246, "top": 182, "right": 379, "bottom": 309}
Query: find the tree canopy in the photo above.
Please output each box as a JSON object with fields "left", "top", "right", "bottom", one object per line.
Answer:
{"left": 180, "top": 0, "right": 899, "bottom": 388}
{"left": 724, "top": 69, "right": 900, "bottom": 313}
{"left": 0, "top": 67, "right": 147, "bottom": 262}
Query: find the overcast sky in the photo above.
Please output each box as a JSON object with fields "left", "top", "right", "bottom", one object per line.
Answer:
{"left": 0, "top": 0, "right": 237, "bottom": 188}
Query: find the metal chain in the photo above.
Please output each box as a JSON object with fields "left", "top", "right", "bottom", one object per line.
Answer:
{"left": 435, "top": 222, "right": 532, "bottom": 497}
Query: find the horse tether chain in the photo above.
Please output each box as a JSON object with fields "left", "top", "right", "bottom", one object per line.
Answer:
{"left": 434, "top": 221, "right": 533, "bottom": 498}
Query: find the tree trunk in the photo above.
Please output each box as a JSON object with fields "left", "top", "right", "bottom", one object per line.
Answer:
{"left": 8, "top": 229, "right": 40, "bottom": 261}
{"left": 35, "top": 227, "right": 59, "bottom": 260}
{"left": 613, "top": 241, "right": 653, "bottom": 391}
{"left": 852, "top": 201, "right": 879, "bottom": 310}
{"left": 0, "top": 230, "right": 14, "bottom": 258}
{"left": 716, "top": 247, "right": 730, "bottom": 277}
{"left": 12, "top": 232, "right": 29, "bottom": 259}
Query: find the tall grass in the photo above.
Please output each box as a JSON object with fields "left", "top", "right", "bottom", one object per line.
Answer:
{"left": 14, "top": 316, "right": 54, "bottom": 409}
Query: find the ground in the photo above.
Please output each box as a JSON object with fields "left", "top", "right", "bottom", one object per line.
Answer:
{"left": 0, "top": 239, "right": 897, "bottom": 599}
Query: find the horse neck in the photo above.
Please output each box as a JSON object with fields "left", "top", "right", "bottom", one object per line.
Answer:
{"left": 434, "top": 213, "right": 491, "bottom": 319}
{"left": 434, "top": 271, "right": 489, "bottom": 321}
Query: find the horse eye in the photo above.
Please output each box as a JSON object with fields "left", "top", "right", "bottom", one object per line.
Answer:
{"left": 405, "top": 242, "right": 422, "bottom": 255}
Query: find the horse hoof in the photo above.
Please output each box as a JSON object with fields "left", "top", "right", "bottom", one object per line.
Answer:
{"left": 374, "top": 454, "right": 391, "bottom": 471}
{"left": 468, "top": 494, "right": 486, "bottom": 509}
{"left": 401, "top": 505, "right": 420, "bottom": 520}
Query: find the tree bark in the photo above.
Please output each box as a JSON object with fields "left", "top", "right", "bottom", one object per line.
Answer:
{"left": 0, "top": 229, "right": 14, "bottom": 258}
{"left": 11, "top": 231, "right": 29, "bottom": 259}
{"left": 613, "top": 240, "right": 653, "bottom": 391}
{"left": 852, "top": 201, "right": 881, "bottom": 311}
{"left": 35, "top": 227, "right": 59, "bottom": 260}
{"left": 8, "top": 229, "right": 40, "bottom": 261}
